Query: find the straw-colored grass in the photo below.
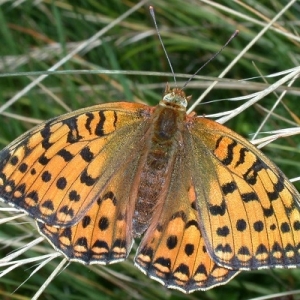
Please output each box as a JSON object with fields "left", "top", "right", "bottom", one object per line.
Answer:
{"left": 0, "top": 1, "right": 300, "bottom": 299}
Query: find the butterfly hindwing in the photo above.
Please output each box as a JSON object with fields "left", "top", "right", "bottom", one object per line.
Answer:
{"left": 0, "top": 102, "right": 152, "bottom": 227}
{"left": 135, "top": 152, "right": 239, "bottom": 292}
{"left": 189, "top": 116, "right": 300, "bottom": 270}
{"left": 36, "top": 140, "right": 150, "bottom": 264}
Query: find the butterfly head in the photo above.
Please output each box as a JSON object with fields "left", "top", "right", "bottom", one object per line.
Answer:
{"left": 161, "top": 84, "right": 191, "bottom": 110}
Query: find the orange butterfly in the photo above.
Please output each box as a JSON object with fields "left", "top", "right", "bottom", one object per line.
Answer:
{"left": 0, "top": 84, "right": 300, "bottom": 293}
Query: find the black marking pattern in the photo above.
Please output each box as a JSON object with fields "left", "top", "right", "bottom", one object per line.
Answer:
{"left": 40, "top": 125, "right": 53, "bottom": 150}
{"left": 82, "top": 215, "right": 91, "bottom": 228}
{"left": 57, "top": 149, "right": 74, "bottom": 162}
{"left": 18, "top": 163, "right": 28, "bottom": 173}
{"left": 63, "top": 118, "right": 83, "bottom": 143}
{"left": 69, "top": 190, "right": 80, "bottom": 201}
{"left": 221, "top": 181, "right": 237, "bottom": 195}
{"left": 80, "top": 147, "right": 94, "bottom": 162}
{"left": 98, "top": 216, "right": 109, "bottom": 231}
{"left": 80, "top": 170, "right": 97, "bottom": 186}
{"left": 166, "top": 235, "right": 178, "bottom": 249}
{"left": 209, "top": 201, "right": 226, "bottom": 216}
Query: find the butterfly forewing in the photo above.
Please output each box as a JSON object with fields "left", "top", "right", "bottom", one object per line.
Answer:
{"left": 0, "top": 102, "right": 152, "bottom": 227}
{"left": 189, "top": 117, "right": 300, "bottom": 269}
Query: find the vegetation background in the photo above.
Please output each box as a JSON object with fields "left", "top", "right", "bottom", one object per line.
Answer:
{"left": 0, "top": 0, "right": 299, "bottom": 299}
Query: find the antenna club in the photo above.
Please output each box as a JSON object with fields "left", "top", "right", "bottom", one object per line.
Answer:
{"left": 149, "top": 6, "right": 154, "bottom": 15}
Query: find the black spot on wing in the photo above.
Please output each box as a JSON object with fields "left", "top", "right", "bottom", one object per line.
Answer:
{"left": 10, "top": 156, "right": 19, "bottom": 166}
{"left": 263, "top": 206, "right": 274, "bottom": 217}
{"left": 219, "top": 139, "right": 237, "bottom": 166}
{"left": 80, "top": 170, "right": 97, "bottom": 186}
{"left": 63, "top": 118, "right": 83, "bottom": 143}
{"left": 243, "top": 159, "right": 265, "bottom": 185}
{"left": 294, "top": 221, "right": 300, "bottom": 231}
{"left": 41, "top": 200, "right": 54, "bottom": 211}
{"left": 184, "top": 244, "right": 194, "bottom": 256}
{"left": 18, "top": 163, "right": 28, "bottom": 173}
{"left": 41, "top": 171, "right": 51, "bottom": 182}
{"left": 69, "top": 190, "right": 80, "bottom": 202}
{"left": 75, "top": 237, "right": 88, "bottom": 249}
{"left": 267, "top": 175, "right": 285, "bottom": 201}
{"left": 216, "top": 226, "right": 230, "bottom": 237}
{"left": 215, "top": 243, "right": 232, "bottom": 254}
{"left": 166, "top": 235, "right": 178, "bottom": 249}
{"left": 185, "top": 220, "right": 200, "bottom": 230}
{"left": 40, "top": 125, "right": 53, "bottom": 150}
{"left": 272, "top": 242, "right": 282, "bottom": 253}
{"left": 99, "top": 217, "right": 109, "bottom": 231}
{"left": 61, "top": 227, "right": 72, "bottom": 240}
{"left": 154, "top": 257, "right": 171, "bottom": 270}
{"left": 221, "top": 181, "right": 237, "bottom": 195}
{"left": 82, "top": 215, "right": 91, "bottom": 228}
{"left": 235, "top": 147, "right": 248, "bottom": 167}
{"left": 280, "top": 222, "right": 290, "bottom": 233}
{"left": 139, "top": 246, "right": 154, "bottom": 260}
{"left": 170, "top": 210, "right": 187, "bottom": 222}
{"left": 112, "top": 239, "right": 126, "bottom": 250}
{"left": 194, "top": 264, "right": 208, "bottom": 277}
{"left": 59, "top": 205, "right": 74, "bottom": 219}
{"left": 236, "top": 219, "right": 247, "bottom": 231}
{"left": 98, "top": 191, "right": 117, "bottom": 206}
{"left": 253, "top": 221, "right": 264, "bottom": 232}
{"left": 38, "top": 155, "right": 50, "bottom": 166}
{"left": 92, "top": 240, "right": 109, "bottom": 251}
{"left": 57, "top": 149, "right": 74, "bottom": 162}
{"left": 238, "top": 246, "right": 250, "bottom": 256}
{"left": 255, "top": 244, "right": 268, "bottom": 256}
{"left": 80, "top": 147, "right": 94, "bottom": 162}
{"left": 174, "top": 263, "right": 190, "bottom": 277}
{"left": 95, "top": 111, "right": 106, "bottom": 136}
{"left": 241, "top": 192, "right": 259, "bottom": 203}
{"left": 85, "top": 113, "right": 94, "bottom": 134}
{"left": 209, "top": 200, "right": 226, "bottom": 216}
{"left": 27, "top": 191, "right": 39, "bottom": 204}
{"left": 56, "top": 177, "right": 67, "bottom": 190}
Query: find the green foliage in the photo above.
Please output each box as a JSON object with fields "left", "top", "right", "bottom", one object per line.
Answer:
{"left": 0, "top": 1, "right": 299, "bottom": 299}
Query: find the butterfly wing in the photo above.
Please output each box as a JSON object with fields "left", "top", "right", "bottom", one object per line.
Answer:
{"left": 189, "top": 116, "right": 300, "bottom": 270}
{"left": 135, "top": 150, "right": 239, "bottom": 293}
{"left": 0, "top": 102, "right": 153, "bottom": 227}
{"left": 36, "top": 141, "right": 148, "bottom": 264}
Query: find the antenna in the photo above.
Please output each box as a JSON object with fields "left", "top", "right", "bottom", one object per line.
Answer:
{"left": 149, "top": 6, "right": 177, "bottom": 87}
{"left": 149, "top": 6, "right": 238, "bottom": 90}
{"left": 182, "top": 30, "right": 239, "bottom": 89}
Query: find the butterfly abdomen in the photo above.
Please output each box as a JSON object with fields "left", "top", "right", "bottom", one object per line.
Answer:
{"left": 132, "top": 104, "right": 186, "bottom": 236}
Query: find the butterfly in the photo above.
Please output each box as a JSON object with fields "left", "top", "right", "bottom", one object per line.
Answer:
{"left": 0, "top": 84, "right": 300, "bottom": 293}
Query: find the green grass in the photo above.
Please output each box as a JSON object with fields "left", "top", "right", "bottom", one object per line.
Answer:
{"left": 0, "top": 0, "right": 300, "bottom": 299}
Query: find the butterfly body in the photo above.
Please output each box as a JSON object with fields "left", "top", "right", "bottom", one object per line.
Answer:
{"left": 1, "top": 86, "right": 300, "bottom": 293}
{"left": 132, "top": 92, "right": 187, "bottom": 236}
